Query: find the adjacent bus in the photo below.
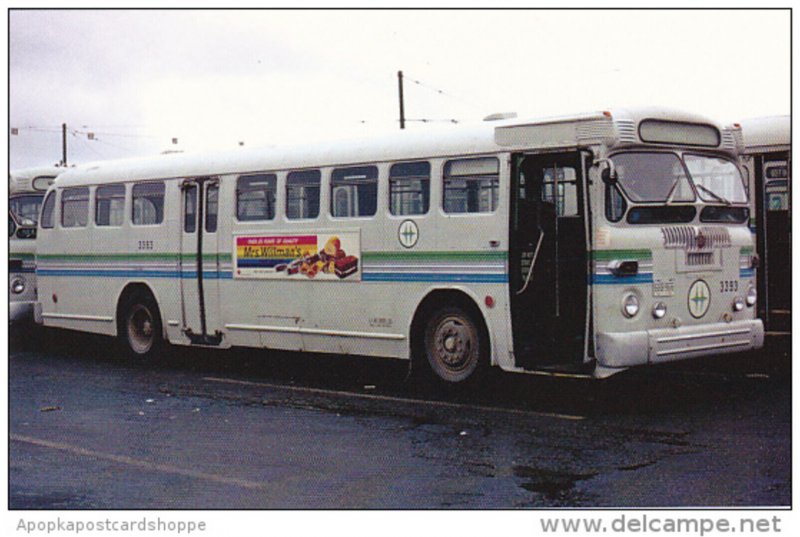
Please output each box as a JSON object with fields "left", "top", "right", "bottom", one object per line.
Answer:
{"left": 9, "top": 166, "right": 63, "bottom": 323}
{"left": 739, "top": 116, "right": 791, "bottom": 333}
{"left": 35, "top": 107, "right": 763, "bottom": 381}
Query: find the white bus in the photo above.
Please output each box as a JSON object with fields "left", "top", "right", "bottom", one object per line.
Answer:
{"left": 739, "top": 116, "right": 790, "bottom": 333}
{"left": 9, "top": 166, "right": 63, "bottom": 323}
{"left": 34, "top": 107, "right": 763, "bottom": 381}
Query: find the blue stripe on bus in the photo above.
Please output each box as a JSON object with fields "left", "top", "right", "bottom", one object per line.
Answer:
{"left": 37, "top": 269, "right": 234, "bottom": 279}
{"left": 591, "top": 273, "right": 654, "bottom": 285}
{"left": 740, "top": 269, "right": 755, "bottom": 278}
{"left": 362, "top": 273, "right": 507, "bottom": 283}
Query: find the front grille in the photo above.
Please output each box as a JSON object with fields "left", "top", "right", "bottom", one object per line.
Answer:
{"left": 687, "top": 252, "right": 715, "bottom": 265}
{"left": 661, "top": 226, "right": 731, "bottom": 250}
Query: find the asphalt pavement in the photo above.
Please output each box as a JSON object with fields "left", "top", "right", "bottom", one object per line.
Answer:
{"left": 8, "top": 328, "right": 791, "bottom": 508}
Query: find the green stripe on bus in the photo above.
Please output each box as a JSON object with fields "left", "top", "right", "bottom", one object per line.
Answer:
{"left": 10, "top": 253, "right": 35, "bottom": 260}
{"left": 361, "top": 251, "right": 508, "bottom": 262}
{"left": 592, "top": 249, "right": 652, "bottom": 261}
{"left": 37, "top": 253, "right": 233, "bottom": 262}
{"left": 740, "top": 246, "right": 754, "bottom": 255}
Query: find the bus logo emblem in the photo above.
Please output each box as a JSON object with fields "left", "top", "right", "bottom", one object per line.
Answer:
{"left": 398, "top": 220, "right": 419, "bottom": 249}
{"left": 688, "top": 279, "right": 711, "bottom": 318}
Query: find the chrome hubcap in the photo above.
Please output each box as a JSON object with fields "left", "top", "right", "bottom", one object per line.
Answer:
{"left": 128, "top": 304, "right": 154, "bottom": 354}
{"left": 434, "top": 317, "right": 473, "bottom": 370}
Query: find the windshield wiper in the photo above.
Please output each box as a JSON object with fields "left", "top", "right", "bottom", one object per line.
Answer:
{"left": 695, "top": 184, "right": 731, "bottom": 206}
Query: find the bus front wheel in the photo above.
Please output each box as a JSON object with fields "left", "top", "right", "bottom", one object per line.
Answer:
{"left": 422, "top": 305, "right": 485, "bottom": 384}
{"left": 120, "top": 291, "right": 163, "bottom": 358}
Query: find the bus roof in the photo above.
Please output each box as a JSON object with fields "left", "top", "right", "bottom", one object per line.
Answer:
{"left": 739, "top": 116, "right": 790, "bottom": 154}
{"left": 52, "top": 106, "right": 735, "bottom": 188}
{"left": 9, "top": 165, "right": 67, "bottom": 195}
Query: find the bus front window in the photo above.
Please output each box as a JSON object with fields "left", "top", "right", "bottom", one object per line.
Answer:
{"left": 611, "top": 152, "right": 694, "bottom": 203}
{"left": 9, "top": 194, "right": 44, "bottom": 226}
{"left": 683, "top": 154, "right": 747, "bottom": 204}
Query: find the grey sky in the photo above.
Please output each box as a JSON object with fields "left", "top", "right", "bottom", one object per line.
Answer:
{"left": 9, "top": 9, "right": 790, "bottom": 169}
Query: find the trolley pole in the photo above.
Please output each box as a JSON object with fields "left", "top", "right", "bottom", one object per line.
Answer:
{"left": 61, "top": 123, "right": 67, "bottom": 166}
{"left": 397, "top": 70, "right": 405, "bottom": 130}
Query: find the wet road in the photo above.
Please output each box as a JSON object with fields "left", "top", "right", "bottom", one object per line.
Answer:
{"left": 9, "top": 328, "right": 791, "bottom": 508}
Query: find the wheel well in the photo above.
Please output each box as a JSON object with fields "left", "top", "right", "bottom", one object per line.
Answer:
{"left": 115, "top": 283, "right": 161, "bottom": 337}
{"left": 410, "top": 289, "right": 491, "bottom": 365}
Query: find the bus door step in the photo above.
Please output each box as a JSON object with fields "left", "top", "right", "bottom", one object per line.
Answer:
{"left": 517, "top": 355, "right": 595, "bottom": 375}
{"left": 185, "top": 330, "right": 223, "bottom": 346}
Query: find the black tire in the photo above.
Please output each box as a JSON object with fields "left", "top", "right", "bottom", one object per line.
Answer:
{"left": 119, "top": 290, "right": 163, "bottom": 359}
{"left": 420, "top": 305, "right": 486, "bottom": 384}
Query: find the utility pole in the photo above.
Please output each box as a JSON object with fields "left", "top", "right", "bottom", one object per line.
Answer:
{"left": 61, "top": 123, "right": 67, "bottom": 166}
{"left": 397, "top": 70, "right": 405, "bottom": 129}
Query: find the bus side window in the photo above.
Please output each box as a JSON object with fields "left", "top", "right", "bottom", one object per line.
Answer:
{"left": 206, "top": 184, "right": 218, "bottom": 232}
{"left": 40, "top": 191, "right": 56, "bottom": 229}
{"left": 132, "top": 182, "right": 165, "bottom": 225}
{"left": 95, "top": 184, "right": 126, "bottom": 227}
{"left": 330, "top": 166, "right": 378, "bottom": 217}
{"left": 61, "top": 187, "right": 90, "bottom": 228}
{"left": 286, "top": 170, "right": 321, "bottom": 219}
{"left": 443, "top": 157, "right": 499, "bottom": 214}
{"left": 237, "top": 174, "right": 277, "bottom": 221}
{"left": 184, "top": 184, "right": 198, "bottom": 233}
{"left": 390, "top": 161, "right": 430, "bottom": 216}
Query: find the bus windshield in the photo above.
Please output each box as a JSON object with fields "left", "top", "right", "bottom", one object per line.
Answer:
{"left": 683, "top": 154, "right": 747, "bottom": 204}
{"left": 10, "top": 194, "right": 44, "bottom": 226}
{"left": 611, "top": 152, "right": 747, "bottom": 204}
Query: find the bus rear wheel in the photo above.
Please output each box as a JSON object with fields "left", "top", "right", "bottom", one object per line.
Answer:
{"left": 120, "top": 291, "right": 163, "bottom": 358}
{"left": 422, "top": 305, "right": 485, "bottom": 384}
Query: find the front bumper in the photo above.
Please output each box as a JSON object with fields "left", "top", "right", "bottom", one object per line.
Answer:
{"left": 9, "top": 300, "right": 35, "bottom": 323}
{"left": 596, "top": 319, "right": 764, "bottom": 369}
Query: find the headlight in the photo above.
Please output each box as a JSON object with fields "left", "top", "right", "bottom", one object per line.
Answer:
{"left": 733, "top": 296, "right": 745, "bottom": 312}
{"left": 11, "top": 277, "right": 26, "bottom": 294}
{"left": 622, "top": 293, "right": 640, "bottom": 318}
{"left": 746, "top": 285, "right": 757, "bottom": 307}
{"left": 652, "top": 302, "right": 667, "bottom": 319}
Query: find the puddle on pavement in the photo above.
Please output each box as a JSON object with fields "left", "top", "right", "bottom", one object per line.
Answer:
{"left": 513, "top": 465, "right": 598, "bottom": 499}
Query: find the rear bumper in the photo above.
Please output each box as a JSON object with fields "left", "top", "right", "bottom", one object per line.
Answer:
{"left": 9, "top": 301, "right": 35, "bottom": 323}
{"left": 596, "top": 319, "right": 764, "bottom": 369}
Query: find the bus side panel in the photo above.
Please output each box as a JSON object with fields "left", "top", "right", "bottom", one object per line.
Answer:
{"left": 217, "top": 156, "right": 515, "bottom": 368}
{"left": 37, "top": 182, "right": 185, "bottom": 341}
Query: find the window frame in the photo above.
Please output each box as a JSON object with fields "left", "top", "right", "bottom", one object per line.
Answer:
{"left": 442, "top": 156, "right": 500, "bottom": 215}
{"left": 285, "top": 169, "right": 321, "bottom": 220}
{"left": 389, "top": 161, "right": 431, "bottom": 217}
{"left": 236, "top": 173, "right": 278, "bottom": 222}
{"left": 40, "top": 190, "right": 56, "bottom": 229}
{"left": 60, "top": 186, "right": 90, "bottom": 228}
{"left": 205, "top": 183, "right": 219, "bottom": 233}
{"left": 131, "top": 181, "right": 166, "bottom": 226}
{"left": 329, "top": 165, "right": 379, "bottom": 218}
{"left": 95, "top": 184, "right": 127, "bottom": 227}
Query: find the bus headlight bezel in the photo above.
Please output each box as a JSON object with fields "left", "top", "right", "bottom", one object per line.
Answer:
{"left": 746, "top": 285, "right": 757, "bottom": 307}
{"left": 652, "top": 302, "right": 667, "bottom": 319}
{"left": 733, "top": 296, "right": 745, "bottom": 312}
{"left": 11, "top": 276, "right": 26, "bottom": 295}
{"left": 622, "top": 293, "right": 640, "bottom": 318}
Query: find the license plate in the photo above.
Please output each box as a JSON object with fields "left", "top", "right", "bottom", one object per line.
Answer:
{"left": 653, "top": 279, "right": 675, "bottom": 297}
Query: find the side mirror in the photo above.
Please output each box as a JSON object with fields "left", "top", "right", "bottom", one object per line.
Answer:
{"left": 601, "top": 166, "right": 619, "bottom": 186}
{"left": 9, "top": 216, "right": 17, "bottom": 237}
